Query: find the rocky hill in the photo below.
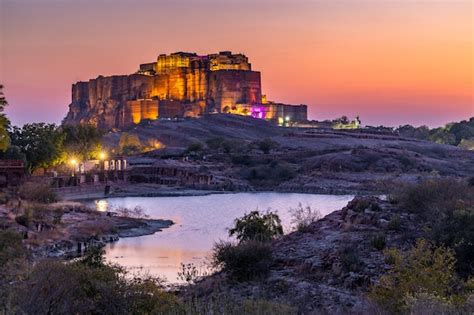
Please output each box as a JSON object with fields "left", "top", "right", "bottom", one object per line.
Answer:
{"left": 105, "top": 115, "right": 474, "bottom": 195}
{"left": 185, "top": 197, "right": 426, "bottom": 313}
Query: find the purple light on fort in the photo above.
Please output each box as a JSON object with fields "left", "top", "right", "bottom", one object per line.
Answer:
{"left": 251, "top": 106, "right": 266, "bottom": 119}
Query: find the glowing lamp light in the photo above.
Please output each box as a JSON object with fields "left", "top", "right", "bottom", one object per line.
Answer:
{"left": 69, "top": 158, "right": 77, "bottom": 166}
{"left": 99, "top": 152, "right": 107, "bottom": 160}
{"left": 285, "top": 116, "right": 290, "bottom": 122}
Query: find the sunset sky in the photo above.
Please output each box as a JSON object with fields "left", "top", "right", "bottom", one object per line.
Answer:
{"left": 1, "top": 0, "right": 472, "bottom": 127}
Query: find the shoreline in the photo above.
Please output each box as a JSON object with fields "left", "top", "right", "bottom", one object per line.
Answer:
{"left": 22, "top": 203, "right": 175, "bottom": 260}
{"left": 62, "top": 184, "right": 374, "bottom": 202}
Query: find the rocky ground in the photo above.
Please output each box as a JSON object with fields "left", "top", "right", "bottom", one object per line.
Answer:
{"left": 185, "top": 196, "right": 423, "bottom": 314}
{"left": 105, "top": 115, "right": 474, "bottom": 195}
{"left": 0, "top": 202, "right": 173, "bottom": 259}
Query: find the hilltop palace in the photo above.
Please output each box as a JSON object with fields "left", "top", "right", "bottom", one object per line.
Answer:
{"left": 63, "top": 51, "right": 308, "bottom": 129}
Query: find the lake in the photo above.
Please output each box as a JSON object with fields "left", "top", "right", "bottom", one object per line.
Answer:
{"left": 96, "top": 192, "right": 354, "bottom": 283}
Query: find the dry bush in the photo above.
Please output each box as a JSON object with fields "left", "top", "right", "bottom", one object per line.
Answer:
{"left": 113, "top": 206, "right": 149, "bottom": 219}
{"left": 392, "top": 179, "right": 472, "bottom": 218}
{"left": 289, "top": 203, "right": 321, "bottom": 232}
{"left": 18, "top": 182, "right": 57, "bottom": 203}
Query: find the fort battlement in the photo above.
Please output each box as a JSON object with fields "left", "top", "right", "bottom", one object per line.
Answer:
{"left": 64, "top": 51, "right": 307, "bottom": 130}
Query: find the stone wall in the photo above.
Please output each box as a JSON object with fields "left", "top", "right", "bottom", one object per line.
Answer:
{"left": 123, "top": 99, "right": 159, "bottom": 126}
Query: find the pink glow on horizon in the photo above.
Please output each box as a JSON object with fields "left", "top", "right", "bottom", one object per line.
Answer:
{"left": 0, "top": 0, "right": 472, "bottom": 127}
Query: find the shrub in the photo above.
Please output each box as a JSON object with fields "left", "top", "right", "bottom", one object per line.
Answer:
{"left": 18, "top": 182, "right": 57, "bottom": 203}
{"left": 340, "top": 246, "right": 362, "bottom": 272}
{"left": 405, "top": 292, "right": 474, "bottom": 315}
{"left": 289, "top": 203, "right": 321, "bottom": 232}
{"left": 80, "top": 246, "right": 106, "bottom": 269}
{"left": 113, "top": 205, "right": 149, "bottom": 219}
{"left": 15, "top": 214, "right": 30, "bottom": 227}
{"left": 351, "top": 198, "right": 381, "bottom": 212}
{"left": 52, "top": 208, "right": 64, "bottom": 224}
{"left": 205, "top": 137, "right": 225, "bottom": 150}
{"left": 383, "top": 248, "right": 402, "bottom": 265}
{"left": 177, "top": 263, "right": 199, "bottom": 284}
{"left": 118, "top": 132, "right": 142, "bottom": 155}
{"left": 231, "top": 154, "right": 253, "bottom": 166}
{"left": 186, "top": 142, "right": 203, "bottom": 153}
{"left": 212, "top": 240, "right": 273, "bottom": 281}
{"left": 220, "top": 139, "right": 246, "bottom": 154}
{"left": 432, "top": 206, "right": 474, "bottom": 278}
{"left": 182, "top": 296, "right": 296, "bottom": 314}
{"left": 13, "top": 249, "right": 180, "bottom": 314}
{"left": 387, "top": 215, "right": 401, "bottom": 231}
{"left": 239, "top": 299, "right": 297, "bottom": 315}
{"left": 394, "top": 179, "right": 470, "bottom": 218}
{"left": 0, "top": 230, "right": 26, "bottom": 269}
{"left": 0, "top": 231, "right": 27, "bottom": 311}
{"left": 393, "top": 179, "right": 474, "bottom": 278}
{"left": 371, "top": 234, "right": 387, "bottom": 251}
{"left": 229, "top": 210, "right": 283, "bottom": 243}
{"left": 246, "top": 162, "right": 295, "bottom": 186}
{"left": 221, "top": 140, "right": 233, "bottom": 154}
{"left": 256, "top": 138, "right": 279, "bottom": 154}
{"left": 369, "top": 239, "right": 467, "bottom": 314}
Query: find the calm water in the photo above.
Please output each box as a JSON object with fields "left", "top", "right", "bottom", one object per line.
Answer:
{"left": 96, "top": 193, "right": 354, "bottom": 283}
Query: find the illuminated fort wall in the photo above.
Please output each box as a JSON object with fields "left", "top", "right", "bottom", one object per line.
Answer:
{"left": 65, "top": 51, "right": 307, "bottom": 130}
{"left": 208, "top": 70, "right": 261, "bottom": 113}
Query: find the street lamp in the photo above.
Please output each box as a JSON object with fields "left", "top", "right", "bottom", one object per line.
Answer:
{"left": 69, "top": 158, "right": 78, "bottom": 177}
{"left": 99, "top": 152, "right": 107, "bottom": 161}
{"left": 99, "top": 151, "right": 108, "bottom": 185}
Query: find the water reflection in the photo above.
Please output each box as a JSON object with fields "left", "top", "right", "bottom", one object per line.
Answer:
{"left": 99, "top": 192, "right": 354, "bottom": 283}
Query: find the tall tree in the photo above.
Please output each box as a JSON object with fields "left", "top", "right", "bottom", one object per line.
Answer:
{"left": 0, "top": 85, "right": 10, "bottom": 151}
{"left": 10, "top": 123, "right": 65, "bottom": 173}
{"left": 62, "top": 124, "right": 103, "bottom": 162}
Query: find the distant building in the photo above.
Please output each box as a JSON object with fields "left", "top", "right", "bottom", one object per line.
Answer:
{"left": 64, "top": 51, "right": 307, "bottom": 130}
{"left": 333, "top": 116, "right": 361, "bottom": 130}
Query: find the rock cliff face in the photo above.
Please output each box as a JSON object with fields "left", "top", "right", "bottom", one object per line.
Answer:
{"left": 63, "top": 51, "right": 307, "bottom": 130}
{"left": 65, "top": 75, "right": 155, "bottom": 129}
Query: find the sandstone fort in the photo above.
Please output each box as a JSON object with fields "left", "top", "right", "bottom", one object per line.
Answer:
{"left": 64, "top": 51, "right": 308, "bottom": 130}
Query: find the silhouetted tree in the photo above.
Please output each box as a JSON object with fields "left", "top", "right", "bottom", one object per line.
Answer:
{"left": 0, "top": 85, "right": 10, "bottom": 151}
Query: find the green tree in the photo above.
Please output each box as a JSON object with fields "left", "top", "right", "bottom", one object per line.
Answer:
{"left": 10, "top": 123, "right": 65, "bottom": 173}
{"left": 0, "top": 85, "right": 10, "bottom": 151}
{"left": 229, "top": 210, "right": 283, "bottom": 243}
{"left": 62, "top": 124, "right": 103, "bottom": 161}
{"left": 0, "top": 145, "right": 26, "bottom": 161}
